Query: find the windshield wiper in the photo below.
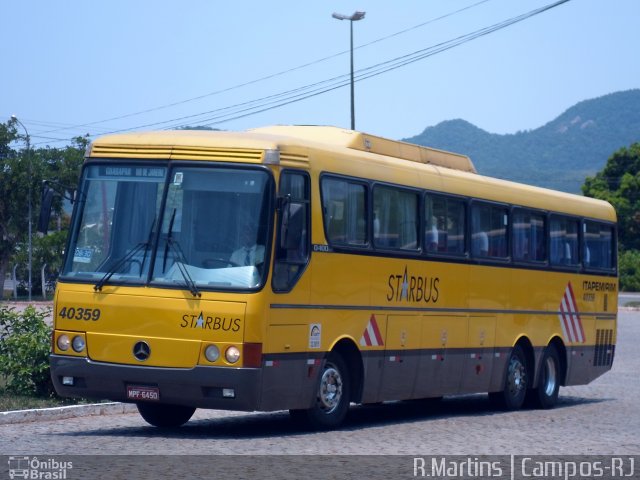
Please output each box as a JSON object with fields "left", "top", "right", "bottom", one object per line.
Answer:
{"left": 94, "top": 217, "right": 156, "bottom": 292}
{"left": 166, "top": 239, "right": 201, "bottom": 297}
{"left": 161, "top": 208, "right": 201, "bottom": 297}
{"left": 94, "top": 242, "right": 148, "bottom": 292}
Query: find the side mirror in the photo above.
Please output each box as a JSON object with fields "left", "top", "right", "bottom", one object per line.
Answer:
{"left": 280, "top": 201, "right": 305, "bottom": 250}
{"left": 37, "top": 186, "right": 55, "bottom": 234}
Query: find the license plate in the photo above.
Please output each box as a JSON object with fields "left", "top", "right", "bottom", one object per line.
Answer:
{"left": 126, "top": 385, "right": 160, "bottom": 402}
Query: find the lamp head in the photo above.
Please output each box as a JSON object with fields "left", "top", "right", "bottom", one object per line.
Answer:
{"left": 332, "top": 11, "right": 366, "bottom": 21}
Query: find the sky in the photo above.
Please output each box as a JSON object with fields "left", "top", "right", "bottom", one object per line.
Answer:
{"left": 1, "top": 0, "right": 639, "bottom": 148}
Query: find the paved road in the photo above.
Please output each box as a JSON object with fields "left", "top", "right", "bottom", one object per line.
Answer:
{"left": 0, "top": 311, "right": 638, "bottom": 457}
{"left": 620, "top": 292, "right": 640, "bottom": 306}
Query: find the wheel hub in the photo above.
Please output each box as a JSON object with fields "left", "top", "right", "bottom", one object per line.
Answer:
{"left": 543, "top": 356, "right": 558, "bottom": 397}
{"left": 508, "top": 357, "right": 527, "bottom": 396}
{"left": 319, "top": 366, "right": 343, "bottom": 413}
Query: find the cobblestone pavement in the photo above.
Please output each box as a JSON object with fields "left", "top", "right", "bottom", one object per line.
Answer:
{"left": 0, "top": 312, "right": 638, "bottom": 456}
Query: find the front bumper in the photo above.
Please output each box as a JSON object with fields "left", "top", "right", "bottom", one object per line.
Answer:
{"left": 50, "top": 354, "right": 262, "bottom": 411}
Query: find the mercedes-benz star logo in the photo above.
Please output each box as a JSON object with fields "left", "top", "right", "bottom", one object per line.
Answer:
{"left": 133, "top": 341, "right": 151, "bottom": 361}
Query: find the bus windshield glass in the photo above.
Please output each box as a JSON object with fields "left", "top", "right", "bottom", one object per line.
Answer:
{"left": 61, "top": 164, "right": 272, "bottom": 291}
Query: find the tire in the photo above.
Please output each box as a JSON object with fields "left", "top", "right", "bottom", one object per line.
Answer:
{"left": 289, "top": 352, "right": 350, "bottom": 430}
{"left": 136, "top": 402, "right": 195, "bottom": 428}
{"left": 490, "top": 344, "right": 529, "bottom": 411}
{"left": 528, "top": 345, "right": 560, "bottom": 409}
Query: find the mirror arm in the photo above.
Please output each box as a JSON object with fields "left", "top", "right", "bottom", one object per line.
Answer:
{"left": 276, "top": 194, "right": 291, "bottom": 212}
{"left": 42, "top": 180, "right": 76, "bottom": 203}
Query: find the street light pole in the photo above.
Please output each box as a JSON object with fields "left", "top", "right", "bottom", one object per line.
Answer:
{"left": 332, "top": 11, "right": 366, "bottom": 131}
{"left": 11, "top": 115, "right": 32, "bottom": 302}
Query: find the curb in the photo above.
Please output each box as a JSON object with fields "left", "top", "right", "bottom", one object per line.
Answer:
{"left": 0, "top": 402, "right": 138, "bottom": 425}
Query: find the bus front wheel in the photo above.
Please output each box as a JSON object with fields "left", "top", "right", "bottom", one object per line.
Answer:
{"left": 290, "top": 352, "right": 350, "bottom": 430}
{"left": 490, "top": 344, "right": 528, "bottom": 410}
{"left": 136, "top": 402, "right": 195, "bottom": 428}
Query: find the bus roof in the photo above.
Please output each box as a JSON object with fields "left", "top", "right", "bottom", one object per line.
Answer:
{"left": 87, "top": 126, "right": 615, "bottom": 222}
{"left": 89, "top": 126, "right": 475, "bottom": 172}
{"left": 250, "top": 125, "right": 477, "bottom": 173}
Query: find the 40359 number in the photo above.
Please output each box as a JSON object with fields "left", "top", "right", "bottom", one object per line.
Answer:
{"left": 58, "top": 306, "right": 101, "bottom": 321}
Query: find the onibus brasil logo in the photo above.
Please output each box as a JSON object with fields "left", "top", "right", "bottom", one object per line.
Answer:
{"left": 8, "top": 456, "right": 72, "bottom": 479}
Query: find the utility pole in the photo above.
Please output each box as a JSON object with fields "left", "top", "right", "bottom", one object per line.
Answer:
{"left": 332, "top": 11, "right": 366, "bottom": 130}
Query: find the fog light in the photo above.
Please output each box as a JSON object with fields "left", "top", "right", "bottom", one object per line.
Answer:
{"left": 225, "top": 346, "right": 240, "bottom": 364}
{"left": 57, "top": 334, "right": 70, "bottom": 351}
{"left": 72, "top": 335, "right": 86, "bottom": 353}
{"left": 62, "top": 376, "right": 74, "bottom": 386}
{"left": 222, "top": 388, "right": 235, "bottom": 398}
{"left": 204, "top": 345, "right": 220, "bottom": 362}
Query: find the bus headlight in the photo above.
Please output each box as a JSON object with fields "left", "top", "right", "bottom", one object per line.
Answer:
{"left": 225, "top": 346, "right": 240, "bottom": 364}
{"left": 72, "top": 335, "right": 86, "bottom": 353}
{"left": 204, "top": 345, "right": 220, "bottom": 362}
{"left": 57, "top": 334, "right": 70, "bottom": 351}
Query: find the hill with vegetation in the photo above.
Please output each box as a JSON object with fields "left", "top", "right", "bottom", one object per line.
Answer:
{"left": 403, "top": 90, "right": 640, "bottom": 193}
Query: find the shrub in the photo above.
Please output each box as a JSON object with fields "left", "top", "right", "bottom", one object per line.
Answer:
{"left": 619, "top": 249, "right": 640, "bottom": 292}
{"left": 0, "top": 305, "right": 54, "bottom": 397}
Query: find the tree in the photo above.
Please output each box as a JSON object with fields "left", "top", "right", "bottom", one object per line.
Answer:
{"left": 583, "top": 143, "right": 640, "bottom": 291}
{"left": 17, "top": 138, "right": 86, "bottom": 292}
{"left": 619, "top": 250, "right": 640, "bottom": 292}
{"left": 0, "top": 118, "right": 31, "bottom": 294}
{"left": 0, "top": 118, "right": 86, "bottom": 297}
{"left": 582, "top": 143, "right": 640, "bottom": 250}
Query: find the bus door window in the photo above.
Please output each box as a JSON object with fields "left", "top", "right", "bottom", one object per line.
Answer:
{"left": 273, "top": 171, "right": 310, "bottom": 292}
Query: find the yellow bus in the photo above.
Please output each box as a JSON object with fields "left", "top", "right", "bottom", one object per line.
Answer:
{"left": 48, "top": 126, "right": 617, "bottom": 429}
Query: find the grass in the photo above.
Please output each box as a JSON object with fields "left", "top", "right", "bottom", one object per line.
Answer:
{"left": 0, "top": 391, "right": 91, "bottom": 412}
{"left": 0, "top": 377, "right": 103, "bottom": 412}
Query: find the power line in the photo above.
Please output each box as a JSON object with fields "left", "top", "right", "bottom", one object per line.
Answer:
{"left": 30, "top": 0, "right": 493, "bottom": 138}
{"left": 32, "top": 0, "right": 571, "bottom": 144}
{"left": 99, "top": 0, "right": 571, "bottom": 133}
{"left": 173, "top": 0, "right": 573, "bottom": 128}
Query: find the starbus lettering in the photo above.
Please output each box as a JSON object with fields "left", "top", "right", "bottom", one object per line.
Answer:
{"left": 387, "top": 266, "right": 439, "bottom": 304}
{"left": 180, "top": 312, "right": 241, "bottom": 332}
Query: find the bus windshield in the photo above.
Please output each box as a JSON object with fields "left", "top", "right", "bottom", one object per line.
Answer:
{"left": 61, "top": 163, "right": 273, "bottom": 291}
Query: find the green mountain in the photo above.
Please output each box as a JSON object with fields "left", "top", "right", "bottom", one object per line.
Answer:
{"left": 403, "top": 89, "right": 640, "bottom": 193}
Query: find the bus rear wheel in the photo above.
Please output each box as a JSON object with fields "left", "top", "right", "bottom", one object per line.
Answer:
{"left": 290, "top": 352, "right": 350, "bottom": 430}
{"left": 136, "top": 402, "right": 195, "bottom": 428}
{"left": 490, "top": 344, "right": 528, "bottom": 410}
{"left": 527, "top": 345, "right": 560, "bottom": 409}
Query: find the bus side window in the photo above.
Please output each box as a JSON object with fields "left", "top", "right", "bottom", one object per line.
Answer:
{"left": 513, "top": 210, "right": 546, "bottom": 263}
{"left": 273, "top": 171, "right": 310, "bottom": 292}
{"left": 471, "top": 202, "right": 508, "bottom": 259}
{"left": 550, "top": 216, "right": 579, "bottom": 267}
{"left": 321, "top": 177, "right": 368, "bottom": 247}
{"left": 373, "top": 185, "right": 418, "bottom": 251}
{"left": 425, "top": 194, "right": 466, "bottom": 256}
{"left": 583, "top": 221, "right": 614, "bottom": 270}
